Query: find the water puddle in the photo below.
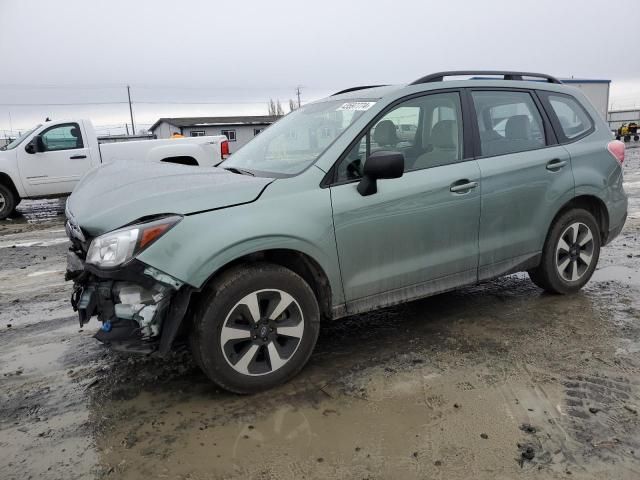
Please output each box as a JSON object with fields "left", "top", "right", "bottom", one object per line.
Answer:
{"left": 593, "top": 265, "right": 640, "bottom": 286}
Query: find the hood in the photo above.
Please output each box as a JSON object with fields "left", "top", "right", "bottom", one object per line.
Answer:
{"left": 67, "top": 161, "right": 273, "bottom": 235}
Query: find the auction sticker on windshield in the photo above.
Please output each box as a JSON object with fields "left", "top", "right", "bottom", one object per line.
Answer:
{"left": 337, "top": 102, "right": 376, "bottom": 111}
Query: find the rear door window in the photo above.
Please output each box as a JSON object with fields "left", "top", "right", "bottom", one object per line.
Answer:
{"left": 546, "top": 94, "right": 593, "bottom": 140}
{"left": 471, "top": 91, "right": 546, "bottom": 157}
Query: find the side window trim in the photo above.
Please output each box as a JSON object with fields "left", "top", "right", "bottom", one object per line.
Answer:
{"left": 531, "top": 90, "right": 558, "bottom": 145}
{"left": 461, "top": 88, "right": 481, "bottom": 158}
{"left": 321, "top": 88, "right": 467, "bottom": 188}
{"left": 466, "top": 87, "right": 556, "bottom": 159}
{"left": 536, "top": 90, "right": 595, "bottom": 144}
{"left": 39, "top": 122, "right": 85, "bottom": 152}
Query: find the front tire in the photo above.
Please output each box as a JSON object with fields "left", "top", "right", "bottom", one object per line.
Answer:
{"left": 190, "top": 263, "right": 320, "bottom": 394}
{"left": 528, "top": 209, "right": 600, "bottom": 294}
{"left": 0, "top": 184, "right": 17, "bottom": 220}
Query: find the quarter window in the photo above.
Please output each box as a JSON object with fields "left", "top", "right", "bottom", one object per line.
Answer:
{"left": 547, "top": 94, "right": 593, "bottom": 140}
{"left": 471, "top": 91, "right": 546, "bottom": 157}
{"left": 221, "top": 129, "right": 236, "bottom": 142}
{"left": 335, "top": 92, "right": 463, "bottom": 183}
{"left": 41, "top": 123, "right": 84, "bottom": 151}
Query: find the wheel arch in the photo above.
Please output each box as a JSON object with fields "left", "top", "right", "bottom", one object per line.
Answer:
{"left": 194, "top": 248, "right": 334, "bottom": 322}
{"left": 0, "top": 172, "right": 20, "bottom": 199}
{"left": 550, "top": 195, "right": 609, "bottom": 243}
{"left": 160, "top": 156, "right": 199, "bottom": 166}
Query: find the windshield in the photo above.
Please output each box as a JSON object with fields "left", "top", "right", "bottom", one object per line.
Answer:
{"left": 1, "top": 125, "right": 41, "bottom": 151}
{"left": 223, "top": 100, "right": 375, "bottom": 176}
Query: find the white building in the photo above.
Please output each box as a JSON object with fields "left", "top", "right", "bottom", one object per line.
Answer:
{"left": 149, "top": 116, "right": 278, "bottom": 154}
{"left": 608, "top": 109, "right": 640, "bottom": 131}
{"left": 561, "top": 79, "right": 611, "bottom": 122}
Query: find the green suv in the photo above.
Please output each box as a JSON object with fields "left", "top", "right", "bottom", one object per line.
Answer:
{"left": 65, "top": 71, "right": 628, "bottom": 393}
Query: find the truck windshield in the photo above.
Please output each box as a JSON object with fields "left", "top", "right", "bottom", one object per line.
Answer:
{"left": 222, "top": 100, "right": 373, "bottom": 176}
{"left": 1, "top": 125, "right": 41, "bottom": 151}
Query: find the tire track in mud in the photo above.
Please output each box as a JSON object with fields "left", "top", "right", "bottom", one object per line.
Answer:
{"left": 562, "top": 374, "right": 640, "bottom": 464}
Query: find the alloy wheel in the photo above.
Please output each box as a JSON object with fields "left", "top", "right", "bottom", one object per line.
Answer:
{"left": 220, "top": 289, "right": 304, "bottom": 376}
{"left": 555, "top": 222, "right": 595, "bottom": 282}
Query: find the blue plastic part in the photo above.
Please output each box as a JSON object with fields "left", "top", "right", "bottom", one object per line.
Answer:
{"left": 101, "top": 321, "right": 112, "bottom": 332}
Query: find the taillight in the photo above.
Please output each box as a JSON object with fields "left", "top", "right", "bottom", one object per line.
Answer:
{"left": 607, "top": 140, "right": 625, "bottom": 165}
{"left": 220, "top": 140, "right": 230, "bottom": 159}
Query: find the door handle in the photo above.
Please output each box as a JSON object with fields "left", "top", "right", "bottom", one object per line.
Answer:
{"left": 450, "top": 180, "right": 478, "bottom": 193}
{"left": 546, "top": 159, "right": 567, "bottom": 171}
{"left": 70, "top": 155, "right": 87, "bottom": 160}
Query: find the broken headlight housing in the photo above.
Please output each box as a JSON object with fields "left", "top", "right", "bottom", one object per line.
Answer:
{"left": 86, "top": 216, "right": 182, "bottom": 268}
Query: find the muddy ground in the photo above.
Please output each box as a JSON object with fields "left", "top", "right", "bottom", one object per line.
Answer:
{"left": 1, "top": 150, "right": 639, "bottom": 480}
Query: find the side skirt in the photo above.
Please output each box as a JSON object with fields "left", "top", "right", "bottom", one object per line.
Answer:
{"left": 330, "top": 252, "right": 542, "bottom": 320}
{"left": 338, "top": 269, "right": 477, "bottom": 318}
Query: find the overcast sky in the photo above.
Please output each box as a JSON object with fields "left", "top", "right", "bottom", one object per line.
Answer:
{"left": 1, "top": 0, "right": 639, "bottom": 136}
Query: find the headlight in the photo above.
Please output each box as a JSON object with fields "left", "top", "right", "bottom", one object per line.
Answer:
{"left": 86, "top": 216, "right": 181, "bottom": 268}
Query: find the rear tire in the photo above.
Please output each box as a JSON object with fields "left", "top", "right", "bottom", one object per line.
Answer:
{"left": 0, "top": 184, "right": 17, "bottom": 220}
{"left": 190, "top": 263, "right": 320, "bottom": 394}
{"left": 528, "top": 209, "right": 600, "bottom": 294}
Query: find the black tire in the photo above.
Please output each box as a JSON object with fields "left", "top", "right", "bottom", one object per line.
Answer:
{"left": 634, "top": 135, "right": 639, "bottom": 142}
{"left": 528, "top": 208, "right": 600, "bottom": 294}
{"left": 190, "top": 263, "right": 320, "bottom": 394}
{"left": 0, "top": 184, "right": 17, "bottom": 220}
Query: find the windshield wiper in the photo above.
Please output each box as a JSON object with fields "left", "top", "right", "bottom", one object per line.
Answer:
{"left": 224, "top": 167, "right": 255, "bottom": 176}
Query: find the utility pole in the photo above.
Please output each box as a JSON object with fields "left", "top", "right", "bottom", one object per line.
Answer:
{"left": 296, "top": 86, "right": 302, "bottom": 108}
{"left": 125, "top": 123, "right": 129, "bottom": 136}
{"left": 127, "top": 85, "right": 136, "bottom": 135}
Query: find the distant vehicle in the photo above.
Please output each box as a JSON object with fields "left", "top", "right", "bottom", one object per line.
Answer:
{"left": 65, "top": 71, "right": 627, "bottom": 393}
{"left": 396, "top": 123, "right": 418, "bottom": 142}
{"left": 615, "top": 122, "right": 639, "bottom": 142}
{"left": 0, "top": 119, "right": 230, "bottom": 219}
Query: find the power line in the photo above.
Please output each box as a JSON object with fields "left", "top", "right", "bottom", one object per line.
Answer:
{"left": 132, "top": 100, "right": 270, "bottom": 105}
{"left": 0, "top": 83, "right": 308, "bottom": 91}
{"left": 0, "top": 83, "right": 127, "bottom": 89}
{"left": 0, "top": 100, "right": 275, "bottom": 106}
{"left": 0, "top": 101, "right": 129, "bottom": 106}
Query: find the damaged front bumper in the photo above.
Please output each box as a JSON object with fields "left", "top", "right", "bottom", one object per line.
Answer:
{"left": 66, "top": 250, "right": 193, "bottom": 355}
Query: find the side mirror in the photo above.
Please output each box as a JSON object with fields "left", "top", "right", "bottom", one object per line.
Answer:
{"left": 357, "top": 150, "right": 404, "bottom": 196}
{"left": 25, "top": 135, "right": 45, "bottom": 154}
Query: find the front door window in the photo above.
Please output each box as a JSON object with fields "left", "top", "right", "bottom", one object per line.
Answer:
{"left": 41, "top": 123, "right": 84, "bottom": 151}
{"left": 335, "top": 92, "right": 463, "bottom": 183}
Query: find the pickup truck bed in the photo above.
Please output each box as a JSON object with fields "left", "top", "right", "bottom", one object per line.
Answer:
{"left": 0, "top": 118, "right": 229, "bottom": 219}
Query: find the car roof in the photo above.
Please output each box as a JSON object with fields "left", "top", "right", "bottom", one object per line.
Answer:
{"left": 327, "top": 80, "right": 573, "bottom": 103}
{"left": 327, "top": 71, "right": 573, "bottom": 102}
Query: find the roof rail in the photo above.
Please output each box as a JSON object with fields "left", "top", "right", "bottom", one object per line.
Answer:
{"left": 331, "top": 85, "right": 388, "bottom": 96}
{"left": 409, "top": 71, "right": 562, "bottom": 85}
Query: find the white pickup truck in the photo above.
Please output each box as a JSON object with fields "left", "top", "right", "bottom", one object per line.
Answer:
{"left": 0, "top": 119, "right": 229, "bottom": 219}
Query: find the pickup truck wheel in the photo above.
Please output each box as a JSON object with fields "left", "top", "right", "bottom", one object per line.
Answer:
{"left": 191, "top": 263, "right": 320, "bottom": 394}
{"left": 528, "top": 208, "right": 600, "bottom": 294}
{"left": 0, "top": 184, "right": 17, "bottom": 220}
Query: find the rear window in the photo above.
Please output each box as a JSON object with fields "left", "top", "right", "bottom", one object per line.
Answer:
{"left": 547, "top": 94, "right": 593, "bottom": 140}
